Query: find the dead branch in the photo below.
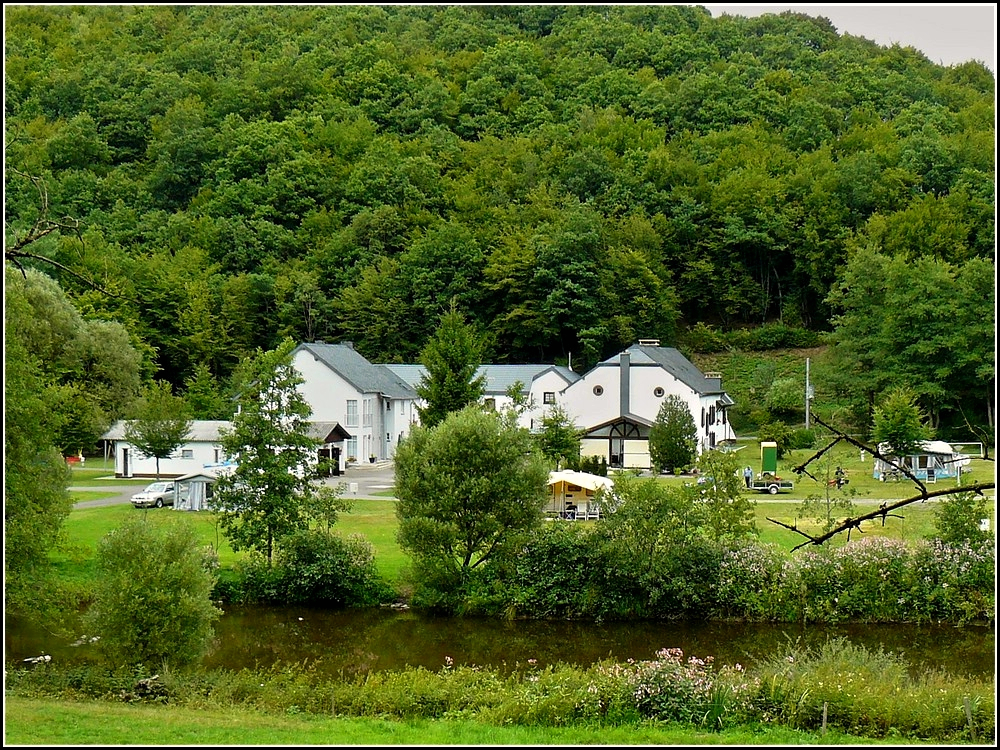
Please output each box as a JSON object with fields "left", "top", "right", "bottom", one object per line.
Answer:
{"left": 768, "top": 481, "right": 996, "bottom": 551}
{"left": 5, "top": 168, "right": 129, "bottom": 300}
{"left": 770, "top": 414, "right": 995, "bottom": 550}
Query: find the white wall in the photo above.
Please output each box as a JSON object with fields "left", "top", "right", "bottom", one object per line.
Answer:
{"left": 525, "top": 370, "right": 575, "bottom": 431}
{"left": 115, "top": 441, "right": 223, "bottom": 478}
{"left": 292, "top": 350, "right": 417, "bottom": 461}
{"left": 561, "top": 364, "right": 621, "bottom": 428}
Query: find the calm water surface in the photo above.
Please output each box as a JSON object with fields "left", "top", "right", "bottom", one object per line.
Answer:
{"left": 6, "top": 605, "right": 994, "bottom": 679}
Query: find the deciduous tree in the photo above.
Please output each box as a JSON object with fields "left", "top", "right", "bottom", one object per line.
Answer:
{"left": 212, "top": 338, "right": 346, "bottom": 565}
{"left": 124, "top": 380, "right": 194, "bottom": 480}
{"left": 395, "top": 405, "right": 548, "bottom": 593}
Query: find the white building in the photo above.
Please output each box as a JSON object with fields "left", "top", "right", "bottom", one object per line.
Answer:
{"left": 101, "top": 420, "right": 230, "bottom": 479}
{"left": 385, "top": 363, "right": 580, "bottom": 431}
{"left": 291, "top": 341, "right": 419, "bottom": 465}
{"left": 559, "top": 340, "right": 735, "bottom": 470}
{"left": 289, "top": 339, "right": 734, "bottom": 472}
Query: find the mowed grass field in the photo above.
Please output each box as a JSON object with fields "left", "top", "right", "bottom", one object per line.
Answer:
{"left": 61, "top": 443, "right": 994, "bottom": 588}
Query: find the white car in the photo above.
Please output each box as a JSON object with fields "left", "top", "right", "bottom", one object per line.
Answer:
{"left": 131, "top": 481, "right": 176, "bottom": 508}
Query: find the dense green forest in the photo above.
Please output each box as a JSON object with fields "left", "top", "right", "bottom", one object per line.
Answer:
{"left": 4, "top": 5, "right": 995, "bottom": 445}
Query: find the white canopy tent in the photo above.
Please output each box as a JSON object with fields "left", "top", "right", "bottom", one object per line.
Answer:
{"left": 546, "top": 470, "right": 614, "bottom": 520}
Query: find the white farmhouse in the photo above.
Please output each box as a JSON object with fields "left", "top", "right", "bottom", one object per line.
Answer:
{"left": 385, "top": 363, "right": 580, "bottom": 431}
{"left": 560, "top": 340, "right": 735, "bottom": 470}
{"left": 291, "top": 341, "right": 419, "bottom": 465}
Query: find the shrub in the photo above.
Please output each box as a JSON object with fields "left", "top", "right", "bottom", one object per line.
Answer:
{"left": 86, "top": 518, "right": 221, "bottom": 669}
{"left": 932, "top": 491, "right": 993, "bottom": 546}
{"left": 715, "top": 539, "right": 788, "bottom": 620}
{"left": 229, "top": 530, "right": 394, "bottom": 607}
{"left": 478, "top": 522, "right": 599, "bottom": 619}
{"left": 789, "top": 428, "right": 816, "bottom": 450}
{"left": 272, "top": 529, "right": 394, "bottom": 607}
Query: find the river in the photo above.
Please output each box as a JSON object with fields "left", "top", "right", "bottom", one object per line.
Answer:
{"left": 5, "top": 605, "right": 994, "bottom": 679}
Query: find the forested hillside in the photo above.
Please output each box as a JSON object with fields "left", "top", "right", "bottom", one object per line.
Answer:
{"left": 4, "top": 5, "right": 995, "bottom": 441}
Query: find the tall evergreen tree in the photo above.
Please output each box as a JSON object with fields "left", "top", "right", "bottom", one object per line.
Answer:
{"left": 648, "top": 394, "right": 698, "bottom": 473}
{"left": 415, "top": 302, "right": 487, "bottom": 428}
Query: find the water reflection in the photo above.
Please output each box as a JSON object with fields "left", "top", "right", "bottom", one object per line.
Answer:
{"left": 6, "top": 605, "right": 994, "bottom": 680}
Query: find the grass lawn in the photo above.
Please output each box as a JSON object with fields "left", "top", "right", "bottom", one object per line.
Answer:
{"left": 7, "top": 696, "right": 927, "bottom": 746}
{"left": 57, "top": 439, "right": 993, "bottom": 592}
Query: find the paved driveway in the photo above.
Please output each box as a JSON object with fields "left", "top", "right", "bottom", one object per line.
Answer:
{"left": 70, "top": 484, "right": 142, "bottom": 509}
{"left": 71, "top": 462, "right": 398, "bottom": 510}
{"left": 321, "top": 461, "right": 396, "bottom": 500}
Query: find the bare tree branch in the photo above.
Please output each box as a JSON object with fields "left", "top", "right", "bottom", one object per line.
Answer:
{"left": 5, "top": 168, "right": 130, "bottom": 300}
{"left": 770, "top": 414, "right": 995, "bottom": 550}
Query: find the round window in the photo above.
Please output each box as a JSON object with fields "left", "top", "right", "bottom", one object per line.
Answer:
{"left": 593, "top": 385, "right": 604, "bottom": 396}
{"left": 654, "top": 387, "right": 665, "bottom": 398}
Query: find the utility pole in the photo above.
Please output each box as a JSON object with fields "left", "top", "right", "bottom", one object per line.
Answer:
{"left": 805, "top": 357, "right": 812, "bottom": 429}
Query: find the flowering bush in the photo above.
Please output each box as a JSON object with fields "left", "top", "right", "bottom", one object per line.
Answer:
{"left": 908, "top": 538, "right": 996, "bottom": 623}
{"left": 629, "top": 648, "right": 720, "bottom": 726}
{"left": 715, "top": 539, "right": 788, "bottom": 620}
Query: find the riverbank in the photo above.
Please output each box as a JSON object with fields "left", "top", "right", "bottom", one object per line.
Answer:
{"left": 6, "top": 633, "right": 994, "bottom": 745}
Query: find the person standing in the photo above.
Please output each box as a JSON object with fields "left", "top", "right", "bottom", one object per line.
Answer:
{"left": 743, "top": 465, "right": 753, "bottom": 488}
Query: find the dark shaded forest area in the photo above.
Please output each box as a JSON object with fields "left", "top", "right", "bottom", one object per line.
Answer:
{"left": 5, "top": 4, "right": 995, "bottom": 443}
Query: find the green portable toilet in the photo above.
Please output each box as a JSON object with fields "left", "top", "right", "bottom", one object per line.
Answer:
{"left": 760, "top": 441, "right": 778, "bottom": 474}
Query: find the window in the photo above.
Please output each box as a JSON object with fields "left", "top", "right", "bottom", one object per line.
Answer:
{"left": 593, "top": 385, "right": 604, "bottom": 396}
{"left": 346, "top": 400, "right": 359, "bottom": 428}
{"left": 484, "top": 398, "right": 496, "bottom": 411}
{"left": 181, "top": 449, "right": 194, "bottom": 460}
{"left": 363, "top": 399, "right": 372, "bottom": 427}
{"left": 543, "top": 391, "right": 555, "bottom": 404}
{"left": 347, "top": 437, "right": 358, "bottom": 460}
{"left": 653, "top": 387, "right": 664, "bottom": 398}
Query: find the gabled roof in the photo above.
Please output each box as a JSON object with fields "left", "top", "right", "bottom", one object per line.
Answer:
{"left": 384, "top": 363, "right": 580, "bottom": 396}
{"left": 600, "top": 344, "right": 725, "bottom": 396}
{"left": 101, "top": 420, "right": 231, "bottom": 442}
{"left": 306, "top": 421, "right": 352, "bottom": 442}
{"left": 295, "top": 343, "right": 417, "bottom": 399}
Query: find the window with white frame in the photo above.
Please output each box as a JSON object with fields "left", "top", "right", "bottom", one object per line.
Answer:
{"left": 347, "top": 437, "right": 358, "bottom": 461}
{"left": 363, "top": 398, "right": 372, "bottom": 427}
{"left": 543, "top": 392, "right": 556, "bottom": 404}
{"left": 346, "top": 400, "right": 359, "bottom": 428}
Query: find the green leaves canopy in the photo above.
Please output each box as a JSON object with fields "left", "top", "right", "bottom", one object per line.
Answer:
{"left": 394, "top": 405, "right": 549, "bottom": 579}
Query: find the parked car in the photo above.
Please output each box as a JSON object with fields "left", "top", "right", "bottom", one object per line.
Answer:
{"left": 131, "top": 481, "right": 176, "bottom": 508}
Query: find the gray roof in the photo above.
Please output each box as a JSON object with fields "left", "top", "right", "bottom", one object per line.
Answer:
{"left": 384, "top": 363, "right": 580, "bottom": 395}
{"left": 306, "top": 421, "right": 352, "bottom": 442}
{"left": 101, "top": 420, "right": 231, "bottom": 442}
{"left": 295, "top": 343, "right": 417, "bottom": 399}
{"left": 602, "top": 345, "right": 727, "bottom": 396}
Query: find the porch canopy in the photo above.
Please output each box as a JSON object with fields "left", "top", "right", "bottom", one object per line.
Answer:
{"left": 546, "top": 470, "right": 614, "bottom": 519}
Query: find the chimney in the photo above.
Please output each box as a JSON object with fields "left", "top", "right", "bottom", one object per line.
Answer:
{"left": 620, "top": 351, "right": 630, "bottom": 415}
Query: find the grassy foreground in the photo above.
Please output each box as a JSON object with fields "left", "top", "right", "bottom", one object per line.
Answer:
{"left": 2, "top": 697, "right": 941, "bottom": 746}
